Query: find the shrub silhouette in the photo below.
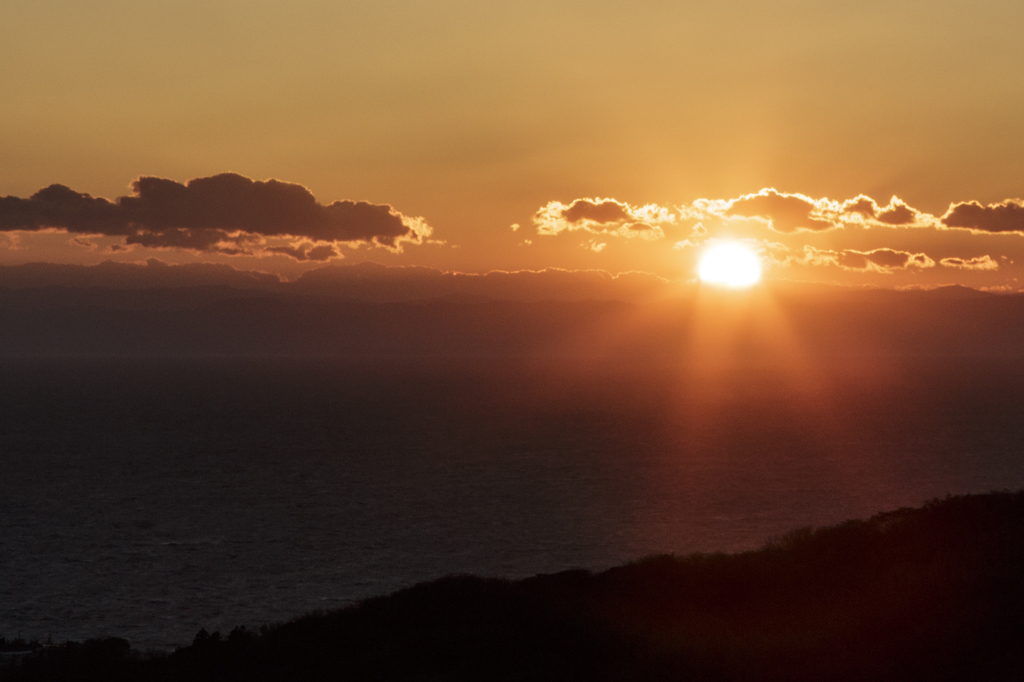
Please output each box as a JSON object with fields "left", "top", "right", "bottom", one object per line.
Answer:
{"left": 4, "top": 491, "right": 1024, "bottom": 681}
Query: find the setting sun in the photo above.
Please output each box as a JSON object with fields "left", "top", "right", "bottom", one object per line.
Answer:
{"left": 698, "top": 244, "right": 762, "bottom": 287}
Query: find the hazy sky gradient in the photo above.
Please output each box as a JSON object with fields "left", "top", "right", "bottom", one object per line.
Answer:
{"left": 2, "top": 0, "right": 1023, "bottom": 283}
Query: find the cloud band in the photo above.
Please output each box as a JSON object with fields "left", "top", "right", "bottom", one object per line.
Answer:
{"left": 0, "top": 173, "right": 431, "bottom": 259}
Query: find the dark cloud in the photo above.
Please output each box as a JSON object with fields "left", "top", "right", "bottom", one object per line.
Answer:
{"left": 126, "top": 227, "right": 242, "bottom": 251}
{"left": 265, "top": 243, "right": 339, "bottom": 261}
{"left": 726, "top": 190, "right": 835, "bottom": 232}
{"left": 0, "top": 173, "right": 429, "bottom": 258}
{"left": 876, "top": 203, "right": 917, "bottom": 225}
{"left": 842, "top": 196, "right": 877, "bottom": 218}
{"left": 305, "top": 245, "right": 338, "bottom": 261}
{"left": 942, "top": 199, "right": 1024, "bottom": 233}
{"left": 534, "top": 199, "right": 669, "bottom": 238}
{"left": 837, "top": 248, "right": 934, "bottom": 271}
{"left": 561, "top": 199, "right": 632, "bottom": 224}
{"left": 839, "top": 196, "right": 918, "bottom": 225}
{"left": 0, "top": 185, "right": 130, "bottom": 234}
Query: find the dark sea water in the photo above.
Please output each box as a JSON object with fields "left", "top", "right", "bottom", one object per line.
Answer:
{"left": 2, "top": 357, "right": 1023, "bottom": 651}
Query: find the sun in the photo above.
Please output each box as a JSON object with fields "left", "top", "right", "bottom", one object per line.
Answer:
{"left": 698, "top": 243, "right": 762, "bottom": 287}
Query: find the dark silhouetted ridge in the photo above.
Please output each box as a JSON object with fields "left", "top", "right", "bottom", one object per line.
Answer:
{"left": 4, "top": 280, "right": 1024, "bottom": 358}
{"left": 4, "top": 491, "right": 1024, "bottom": 681}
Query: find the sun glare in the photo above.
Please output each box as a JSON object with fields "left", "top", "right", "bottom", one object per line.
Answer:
{"left": 698, "top": 243, "right": 762, "bottom": 287}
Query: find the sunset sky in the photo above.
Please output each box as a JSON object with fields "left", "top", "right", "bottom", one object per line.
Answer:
{"left": 3, "top": 0, "right": 1024, "bottom": 288}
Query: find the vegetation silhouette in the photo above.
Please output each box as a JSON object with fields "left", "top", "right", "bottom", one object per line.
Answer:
{"left": 4, "top": 491, "right": 1024, "bottom": 681}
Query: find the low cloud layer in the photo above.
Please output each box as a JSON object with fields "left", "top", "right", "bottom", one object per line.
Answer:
{"left": 532, "top": 189, "right": 1024, "bottom": 246}
{"left": 841, "top": 196, "right": 920, "bottom": 226}
{"left": 264, "top": 244, "right": 339, "bottom": 261}
{"left": 836, "top": 248, "right": 934, "bottom": 272}
{"left": 718, "top": 190, "right": 928, "bottom": 232}
{"left": 560, "top": 199, "right": 633, "bottom": 224}
{"left": 0, "top": 173, "right": 431, "bottom": 259}
{"left": 725, "top": 190, "right": 836, "bottom": 232}
{"left": 939, "top": 255, "right": 1000, "bottom": 270}
{"left": 773, "top": 246, "right": 936, "bottom": 273}
{"left": 518, "top": 187, "right": 1024, "bottom": 288}
{"left": 3, "top": 177, "right": 1022, "bottom": 287}
{"left": 534, "top": 198, "right": 673, "bottom": 239}
{"left": 941, "top": 200, "right": 1024, "bottom": 234}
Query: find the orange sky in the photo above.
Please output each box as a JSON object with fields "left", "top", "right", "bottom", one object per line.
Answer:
{"left": 2, "top": 0, "right": 1023, "bottom": 288}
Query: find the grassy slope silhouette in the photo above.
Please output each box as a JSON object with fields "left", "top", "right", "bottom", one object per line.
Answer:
{"left": 3, "top": 491, "right": 1024, "bottom": 681}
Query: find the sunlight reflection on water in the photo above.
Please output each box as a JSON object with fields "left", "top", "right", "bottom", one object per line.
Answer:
{"left": 0, "top": 357, "right": 1021, "bottom": 650}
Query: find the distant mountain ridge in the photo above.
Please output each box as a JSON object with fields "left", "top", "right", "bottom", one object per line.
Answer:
{"left": 1, "top": 260, "right": 1023, "bottom": 358}
{"left": 0, "top": 260, "right": 672, "bottom": 303}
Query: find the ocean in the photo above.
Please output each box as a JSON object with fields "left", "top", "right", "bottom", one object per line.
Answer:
{"left": 2, "top": 356, "right": 1022, "bottom": 651}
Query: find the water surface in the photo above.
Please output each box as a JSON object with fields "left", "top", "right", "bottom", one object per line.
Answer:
{"left": 1, "top": 357, "right": 1022, "bottom": 650}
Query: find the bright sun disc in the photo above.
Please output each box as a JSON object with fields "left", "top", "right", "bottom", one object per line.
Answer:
{"left": 698, "top": 244, "right": 762, "bottom": 287}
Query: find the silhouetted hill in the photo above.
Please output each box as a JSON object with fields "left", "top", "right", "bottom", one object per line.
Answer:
{"left": 3, "top": 277, "right": 1024, "bottom": 357}
{"left": 4, "top": 492, "right": 1024, "bottom": 681}
{"left": 0, "top": 260, "right": 283, "bottom": 290}
{"left": 0, "top": 287, "right": 634, "bottom": 357}
{"left": 292, "top": 262, "right": 672, "bottom": 302}
{"left": 0, "top": 261, "right": 670, "bottom": 302}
